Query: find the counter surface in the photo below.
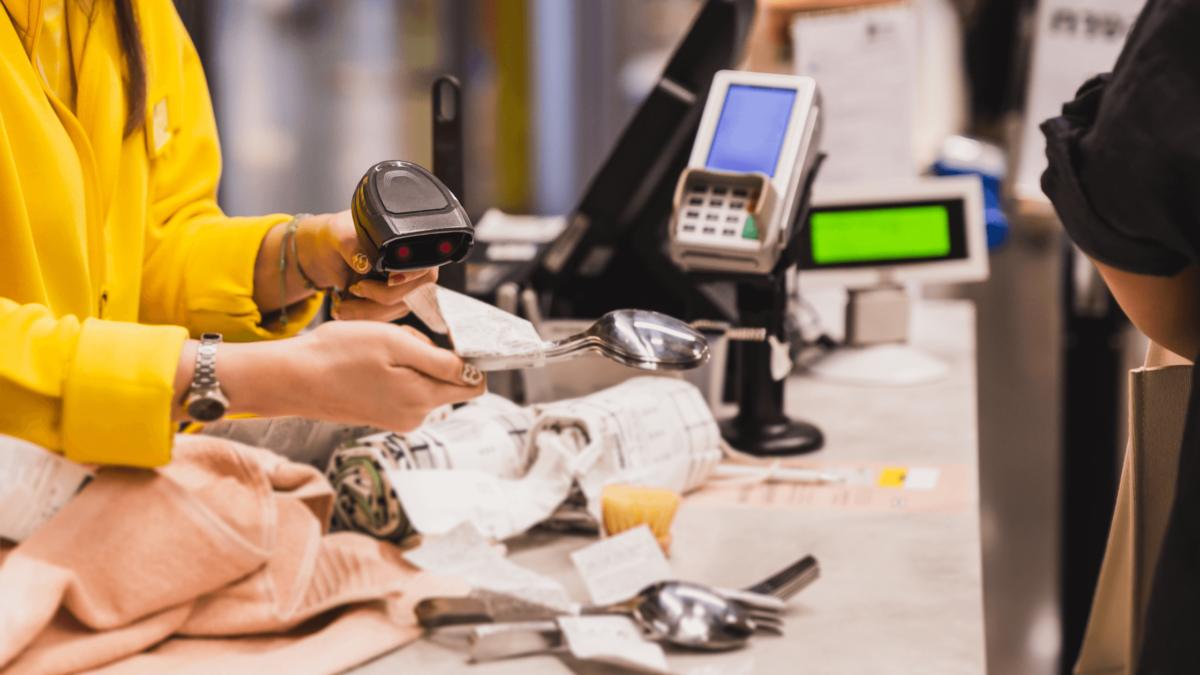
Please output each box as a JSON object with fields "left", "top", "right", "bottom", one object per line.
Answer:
{"left": 354, "top": 300, "right": 984, "bottom": 675}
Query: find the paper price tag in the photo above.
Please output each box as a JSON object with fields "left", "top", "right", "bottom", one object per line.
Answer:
{"left": 557, "top": 615, "right": 670, "bottom": 674}
{"left": 403, "top": 522, "right": 573, "bottom": 611}
{"left": 570, "top": 525, "right": 674, "bottom": 606}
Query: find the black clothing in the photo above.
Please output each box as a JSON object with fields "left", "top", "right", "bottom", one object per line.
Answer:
{"left": 1041, "top": 0, "right": 1200, "bottom": 671}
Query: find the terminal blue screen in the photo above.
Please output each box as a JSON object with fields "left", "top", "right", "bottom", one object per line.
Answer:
{"left": 705, "top": 85, "right": 797, "bottom": 177}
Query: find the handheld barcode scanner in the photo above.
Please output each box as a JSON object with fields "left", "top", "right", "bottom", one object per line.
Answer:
{"left": 350, "top": 160, "right": 474, "bottom": 281}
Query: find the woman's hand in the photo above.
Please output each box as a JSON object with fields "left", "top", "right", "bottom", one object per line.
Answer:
{"left": 204, "top": 321, "right": 486, "bottom": 432}
{"left": 294, "top": 211, "right": 439, "bottom": 322}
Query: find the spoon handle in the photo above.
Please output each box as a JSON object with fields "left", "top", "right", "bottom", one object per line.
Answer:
{"left": 468, "top": 621, "right": 565, "bottom": 662}
{"left": 744, "top": 554, "right": 820, "bottom": 599}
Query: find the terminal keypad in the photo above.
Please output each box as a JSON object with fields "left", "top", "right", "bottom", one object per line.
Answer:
{"left": 679, "top": 183, "right": 760, "bottom": 240}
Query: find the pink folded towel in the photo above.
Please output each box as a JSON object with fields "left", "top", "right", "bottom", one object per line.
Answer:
{"left": 0, "top": 436, "right": 466, "bottom": 675}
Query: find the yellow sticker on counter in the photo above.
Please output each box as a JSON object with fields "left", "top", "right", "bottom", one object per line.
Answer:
{"left": 878, "top": 467, "right": 907, "bottom": 488}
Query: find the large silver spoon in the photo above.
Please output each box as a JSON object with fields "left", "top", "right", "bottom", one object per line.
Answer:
{"left": 464, "top": 581, "right": 760, "bottom": 661}
{"left": 464, "top": 309, "right": 709, "bottom": 372}
{"left": 608, "top": 580, "right": 758, "bottom": 650}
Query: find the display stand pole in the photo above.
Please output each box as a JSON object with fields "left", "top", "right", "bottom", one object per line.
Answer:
{"left": 719, "top": 270, "right": 823, "bottom": 456}
{"left": 702, "top": 154, "right": 826, "bottom": 456}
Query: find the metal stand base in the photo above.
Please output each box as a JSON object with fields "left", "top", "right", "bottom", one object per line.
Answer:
{"left": 720, "top": 416, "right": 824, "bottom": 456}
{"left": 717, "top": 280, "right": 824, "bottom": 457}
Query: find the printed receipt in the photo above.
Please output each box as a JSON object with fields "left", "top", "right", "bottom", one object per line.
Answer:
{"left": 407, "top": 285, "right": 547, "bottom": 371}
{"left": 0, "top": 435, "right": 93, "bottom": 542}
{"left": 557, "top": 616, "right": 670, "bottom": 674}
{"left": 570, "top": 525, "right": 674, "bottom": 606}
{"left": 403, "top": 521, "right": 573, "bottom": 612}
{"left": 390, "top": 377, "right": 722, "bottom": 542}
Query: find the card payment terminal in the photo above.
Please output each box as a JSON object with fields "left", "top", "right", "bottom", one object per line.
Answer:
{"left": 668, "top": 71, "right": 822, "bottom": 274}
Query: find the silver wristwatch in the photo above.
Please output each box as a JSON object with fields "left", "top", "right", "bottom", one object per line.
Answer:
{"left": 184, "top": 333, "right": 230, "bottom": 422}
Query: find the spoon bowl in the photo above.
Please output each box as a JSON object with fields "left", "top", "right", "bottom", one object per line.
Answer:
{"left": 625, "top": 581, "right": 756, "bottom": 650}
{"left": 545, "top": 309, "right": 710, "bottom": 371}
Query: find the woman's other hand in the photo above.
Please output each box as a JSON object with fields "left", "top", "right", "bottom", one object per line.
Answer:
{"left": 216, "top": 321, "right": 485, "bottom": 432}
{"left": 294, "top": 210, "right": 439, "bottom": 322}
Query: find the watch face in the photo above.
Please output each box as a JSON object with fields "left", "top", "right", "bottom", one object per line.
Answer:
{"left": 188, "top": 396, "right": 226, "bottom": 423}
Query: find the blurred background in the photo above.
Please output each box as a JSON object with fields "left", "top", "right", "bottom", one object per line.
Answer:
{"left": 168, "top": 1, "right": 1147, "bottom": 673}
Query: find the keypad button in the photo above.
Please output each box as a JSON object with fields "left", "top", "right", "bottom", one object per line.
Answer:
{"left": 730, "top": 201, "right": 745, "bottom": 209}
{"left": 726, "top": 215, "right": 739, "bottom": 223}
{"left": 732, "top": 188, "right": 748, "bottom": 197}
{"left": 687, "top": 211, "right": 700, "bottom": 218}
{"left": 705, "top": 213, "right": 719, "bottom": 221}
{"left": 689, "top": 197, "right": 703, "bottom": 205}
{"left": 722, "top": 229, "right": 736, "bottom": 236}
{"left": 712, "top": 187, "right": 728, "bottom": 196}
{"left": 692, "top": 184, "right": 707, "bottom": 193}
{"left": 683, "top": 224, "right": 696, "bottom": 232}
{"left": 702, "top": 227, "right": 716, "bottom": 234}
{"left": 710, "top": 199, "right": 723, "bottom": 207}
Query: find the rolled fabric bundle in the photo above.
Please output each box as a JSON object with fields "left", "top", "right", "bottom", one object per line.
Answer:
{"left": 327, "top": 394, "right": 536, "bottom": 543}
{"left": 328, "top": 441, "right": 412, "bottom": 543}
{"left": 328, "top": 379, "right": 721, "bottom": 542}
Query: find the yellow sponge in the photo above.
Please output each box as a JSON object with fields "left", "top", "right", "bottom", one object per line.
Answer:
{"left": 601, "top": 484, "right": 682, "bottom": 553}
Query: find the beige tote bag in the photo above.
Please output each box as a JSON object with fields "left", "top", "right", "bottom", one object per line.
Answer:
{"left": 1075, "top": 344, "right": 1193, "bottom": 675}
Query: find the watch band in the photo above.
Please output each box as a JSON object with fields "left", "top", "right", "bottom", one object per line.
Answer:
{"left": 184, "top": 333, "right": 230, "bottom": 423}
{"left": 194, "top": 333, "right": 220, "bottom": 389}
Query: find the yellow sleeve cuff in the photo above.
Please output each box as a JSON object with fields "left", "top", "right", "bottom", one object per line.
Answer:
{"left": 180, "top": 215, "right": 322, "bottom": 342}
{"left": 61, "top": 318, "right": 188, "bottom": 467}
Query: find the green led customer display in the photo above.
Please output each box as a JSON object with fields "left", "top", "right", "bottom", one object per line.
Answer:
{"left": 810, "top": 205, "right": 951, "bottom": 265}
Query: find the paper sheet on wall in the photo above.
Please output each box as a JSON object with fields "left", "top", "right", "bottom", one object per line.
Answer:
{"left": 792, "top": 5, "right": 919, "bottom": 184}
{"left": 0, "top": 435, "right": 93, "bottom": 542}
{"left": 1013, "top": 0, "right": 1145, "bottom": 202}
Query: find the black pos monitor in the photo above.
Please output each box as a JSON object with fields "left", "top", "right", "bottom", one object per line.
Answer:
{"left": 533, "top": 0, "right": 829, "bottom": 456}
{"left": 531, "top": 0, "right": 757, "bottom": 321}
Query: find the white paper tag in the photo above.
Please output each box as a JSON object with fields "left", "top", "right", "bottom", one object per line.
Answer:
{"left": 402, "top": 522, "right": 573, "bottom": 611}
{"left": 570, "top": 525, "right": 674, "bottom": 606}
{"left": 903, "top": 467, "right": 940, "bottom": 490}
{"left": 0, "top": 435, "right": 93, "bottom": 542}
{"left": 557, "top": 615, "right": 670, "bottom": 674}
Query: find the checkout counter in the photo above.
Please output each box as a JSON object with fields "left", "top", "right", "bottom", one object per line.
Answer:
{"left": 347, "top": 0, "right": 990, "bottom": 669}
{"left": 358, "top": 299, "right": 986, "bottom": 674}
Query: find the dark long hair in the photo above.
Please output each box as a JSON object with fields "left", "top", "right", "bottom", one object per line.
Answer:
{"left": 113, "top": 0, "right": 146, "bottom": 137}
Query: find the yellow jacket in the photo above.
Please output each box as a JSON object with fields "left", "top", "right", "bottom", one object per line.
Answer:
{"left": 0, "top": 0, "right": 320, "bottom": 467}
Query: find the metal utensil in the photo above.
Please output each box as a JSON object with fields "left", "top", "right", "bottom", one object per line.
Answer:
{"left": 469, "top": 621, "right": 565, "bottom": 662}
{"left": 613, "top": 580, "right": 758, "bottom": 649}
{"left": 544, "top": 309, "right": 710, "bottom": 371}
{"left": 468, "top": 582, "right": 758, "bottom": 661}
{"left": 744, "top": 554, "right": 820, "bottom": 600}
{"left": 416, "top": 584, "right": 784, "bottom": 632}
{"left": 465, "top": 309, "right": 710, "bottom": 371}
